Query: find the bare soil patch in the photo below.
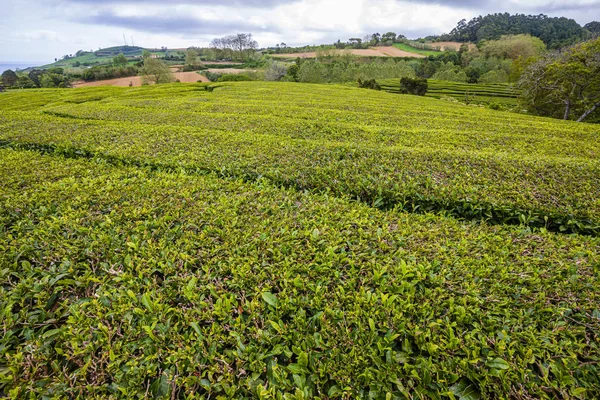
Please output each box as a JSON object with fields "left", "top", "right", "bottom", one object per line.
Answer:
{"left": 73, "top": 72, "right": 208, "bottom": 88}
{"left": 376, "top": 46, "right": 426, "bottom": 58}
{"left": 271, "top": 47, "right": 424, "bottom": 59}
{"left": 271, "top": 52, "right": 317, "bottom": 59}
{"left": 208, "top": 68, "right": 249, "bottom": 74}
{"left": 430, "top": 42, "right": 475, "bottom": 51}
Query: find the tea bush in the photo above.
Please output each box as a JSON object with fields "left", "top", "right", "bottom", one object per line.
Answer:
{"left": 0, "top": 83, "right": 598, "bottom": 234}
{"left": 0, "top": 149, "right": 598, "bottom": 398}
{"left": 0, "top": 82, "right": 599, "bottom": 398}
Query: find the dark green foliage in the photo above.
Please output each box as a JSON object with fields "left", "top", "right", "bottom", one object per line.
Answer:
{"left": 40, "top": 73, "right": 70, "bottom": 88}
{"left": 465, "top": 66, "right": 481, "bottom": 83}
{"left": 27, "top": 70, "right": 44, "bottom": 87}
{"left": 81, "top": 65, "right": 138, "bottom": 81}
{"left": 399, "top": 77, "right": 428, "bottom": 96}
{"left": 15, "top": 76, "right": 36, "bottom": 89}
{"left": 287, "top": 63, "right": 299, "bottom": 81}
{"left": 112, "top": 53, "right": 129, "bottom": 66}
{"left": 357, "top": 78, "right": 381, "bottom": 90}
{"left": 584, "top": 21, "right": 600, "bottom": 34}
{"left": 1, "top": 70, "right": 17, "bottom": 87}
{"left": 518, "top": 37, "right": 600, "bottom": 122}
{"left": 201, "top": 71, "right": 222, "bottom": 82}
{"left": 181, "top": 64, "right": 206, "bottom": 72}
{"left": 442, "top": 13, "right": 587, "bottom": 48}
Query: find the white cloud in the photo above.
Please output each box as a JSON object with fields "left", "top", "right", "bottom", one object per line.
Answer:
{"left": 1, "top": 0, "right": 598, "bottom": 62}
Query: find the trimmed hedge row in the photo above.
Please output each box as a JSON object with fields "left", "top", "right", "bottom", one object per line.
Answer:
{"left": 0, "top": 86, "right": 599, "bottom": 234}
{"left": 378, "top": 79, "right": 520, "bottom": 106}
{"left": 1, "top": 148, "right": 599, "bottom": 398}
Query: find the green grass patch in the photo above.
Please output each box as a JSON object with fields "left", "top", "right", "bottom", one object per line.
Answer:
{"left": 393, "top": 43, "right": 442, "bottom": 56}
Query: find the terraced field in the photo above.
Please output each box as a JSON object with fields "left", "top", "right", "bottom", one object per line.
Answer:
{"left": 0, "top": 82, "right": 599, "bottom": 398}
{"left": 379, "top": 79, "right": 520, "bottom": 108}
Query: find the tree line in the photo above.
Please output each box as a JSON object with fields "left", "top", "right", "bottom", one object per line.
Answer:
{"left": 440, "top": 13, "right": 598, "bottom": 48}
{"left": 209, "top": 33, "right": 258, "bottom": 61}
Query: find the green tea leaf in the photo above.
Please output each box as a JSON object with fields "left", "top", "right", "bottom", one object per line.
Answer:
{"left": 262, "top": 292, "right": 278, "bottom": 307}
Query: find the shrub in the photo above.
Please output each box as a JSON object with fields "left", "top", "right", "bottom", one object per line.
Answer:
{"left": 202, "top": 71, "right": 222, "bottom": 82}
{"left": 479, "top": 69, "right": 509, "bottom": 84}
{"left": 264, "top": 61, "right": 288, "bottom": 81}
{"left": 357, "top": 78, "right": 381, "bottom": 90}
{"left": 400, "top": 77, "right": 428, "bottom": 95}
{"left": 182, "top": 64, "right": 206, "bottom": 72}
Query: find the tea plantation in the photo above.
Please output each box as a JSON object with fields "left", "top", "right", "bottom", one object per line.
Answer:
{"left": 0, "top": 82, "right": 599, "bottom": 399}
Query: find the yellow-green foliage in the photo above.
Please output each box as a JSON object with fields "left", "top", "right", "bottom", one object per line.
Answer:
{"left": 0, "top": 82, "right": 598, "bottom": 233}
{"left": 0, "top": 83, "right": 599, "bottom": 398}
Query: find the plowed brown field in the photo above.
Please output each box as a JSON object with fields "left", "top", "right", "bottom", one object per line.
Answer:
{"left": 73, "top": 72, "right": 209, "bottom": 88}
{"left": 271, "top": 47, "right": 425, "bottom": 59}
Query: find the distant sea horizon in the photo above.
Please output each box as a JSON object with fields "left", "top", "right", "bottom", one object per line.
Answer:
{"left": 0, "top": 61, "right": 48, "bottom": 74}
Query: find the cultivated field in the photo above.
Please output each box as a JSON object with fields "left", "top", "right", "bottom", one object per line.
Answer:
{"left": 271, "top": 47, "right": 425, "bottom": 59}
{"left": 73, "top": 72, "right": 209, "bottom": 88}
{"left": 0, "top": 82, "right": 599, "bottom": 398}
{"left": 378, "top": 79, "right": 520, "bottom": 107}
{"left": 430, "top": 42, "right": 476, "bottom": 51}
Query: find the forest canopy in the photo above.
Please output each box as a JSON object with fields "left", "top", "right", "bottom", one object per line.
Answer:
{"left": 440, "top": 13, "right": 588, "bottom": 48}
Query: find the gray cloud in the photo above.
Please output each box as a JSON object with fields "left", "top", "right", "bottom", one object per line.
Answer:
{"left": 64, "top": 0, "right": 298, "bottom": 7}
{"left": 78, "top": 12, "right": 275, "bottom": 35}
{"left": 409, "top": 0, "right": 600, "bottom": 16}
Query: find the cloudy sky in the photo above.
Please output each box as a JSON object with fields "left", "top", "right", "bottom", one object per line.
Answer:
{"left": 2, "top": 0, "right": 599, "bottom": 62}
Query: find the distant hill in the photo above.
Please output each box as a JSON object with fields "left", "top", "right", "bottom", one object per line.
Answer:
{"left": 38, "top": 45, "right": 185, "bottom": 70}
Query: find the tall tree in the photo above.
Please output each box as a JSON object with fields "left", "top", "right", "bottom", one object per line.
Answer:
{"left": 1, "top": 70, "right": 18, "bottom": 87}
{"left": 518, "top": 37, "right": 600, "bottom": 122}
{"left": 381, "top": 32, "right": 397, "bottom": 44}
{"left": 481, "top": 34, "right": 546, "bottom": 60}
{"left": 210, "top": 33, "right": 258, "bottom": 61}
{"left": 28, "top": 69, "right": 44, "bottom": 87}
{"left": 113, "top": 53, "right": 128, "bottom": 66}
{"left": 141, "top": 58, "right": 175, "bottom": 85}
{"left": 185, "top": 49, "right": 200, "bottom": 66}
{"left": 584, "top": 21, "right": 600, "bottom": 33}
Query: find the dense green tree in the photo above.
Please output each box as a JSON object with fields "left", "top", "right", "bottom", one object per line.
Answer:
{"left": 28, "top": 69, "right": 44, "bottom": 87}
{"left": 40, "top": 73, "right": 69, "bottom": 88}
{"left": 1, "top": 69, "right": 18, "bottom": 87}
{"left": 381, "top": 32, "right": 397, "bottom": 44}
{"left": 481, "top": 34, "right": 546, "bottom": 60}
{"left": 185, "top": 49, "right": 199, "bottom": 67}
{"left": 432, "top": 62, "right": 468, "bottom": 82}
{"left": 286, "top": 64, "right": 299, "bottom": 81}
{"left": 210, "top": 33, "right": 258, "bottom": 61}
{"left": 465, "top": 66, "right": 481, "bottom": 83}
{"left": 518, "top": 37, "right": 600, "bottom": 122}
{"left": 264, "top": 60, "right": 288, "bottom": 81}
{"left": 141, "top": 57, "right": 174, "bottom": 85}
{"left": 113, "top": 53, "right": 128, "bottom": 66}
{"left": 584, "top": 21, "right": 600, "bottom": 33}
{"left": 16, "top": 75, "right": 36, "bottom": 88}
{"left": 399, "top": 77, "right": 428, "bottom": 95}
{"left": 479, "top": 69, "right": 509, "bottom": 83}
{"left": 442, "top": 13, "right": 586, "bottom": 48}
